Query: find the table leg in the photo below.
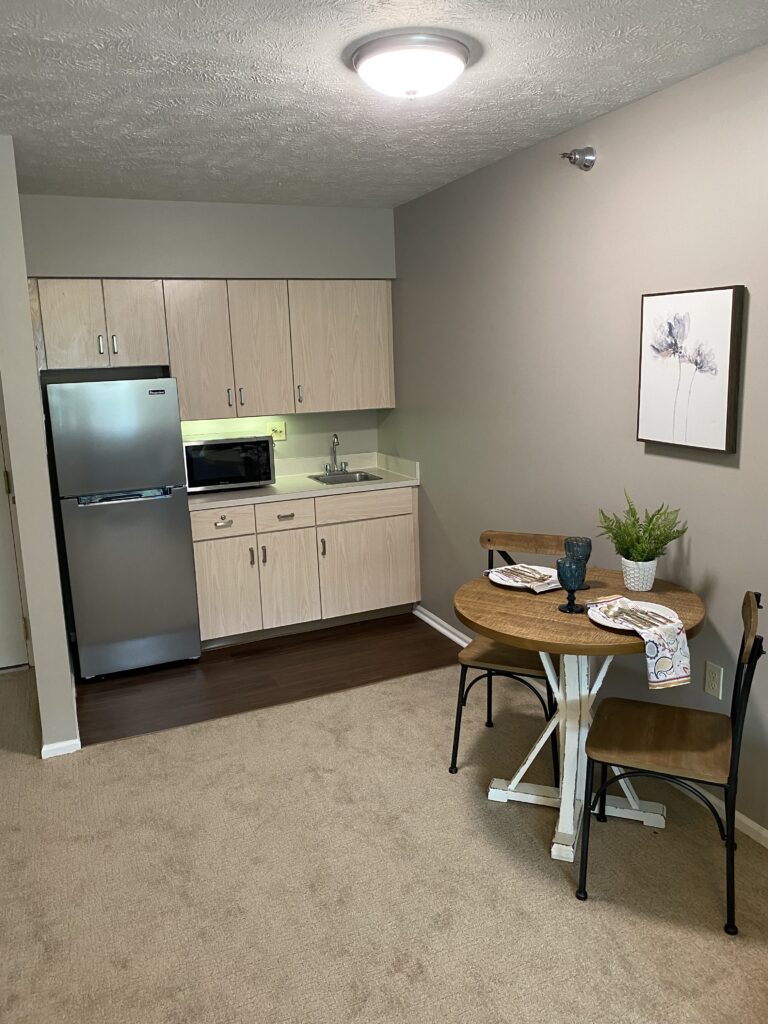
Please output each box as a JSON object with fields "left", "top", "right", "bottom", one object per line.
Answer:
{"left": 551, "top": 654, "right": 590, "bottom": 862}
{"left": 486, "top": 650, "right": 667, "bottom": 861}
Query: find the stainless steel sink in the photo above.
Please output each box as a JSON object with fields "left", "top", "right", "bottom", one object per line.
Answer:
{"left": 309, "top": 471, "right": 382, "bottom": 485}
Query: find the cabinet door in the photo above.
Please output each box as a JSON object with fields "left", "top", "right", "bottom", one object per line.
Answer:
{"left": 193, "top": 536, "right": 262, "bottom": 641}
{"left": 37, "top": 279, "right": 109, "bottom": 369}
{"left": 103, "top": 279, "right": 170, "bottom": 367}
{"left": 288, "top": 280, "right": 394, "bottom": 412}
{"left": 228, "top": 280, "right": 295, "bottom": 415}
{"left": 258, "top": 527, "right": 321, "bottom": 630}
{"left": 164, "top": 280, "right": 236, "bottom": 421}
{"left": 317, "top": 515, "right": 418, "bottom": 619}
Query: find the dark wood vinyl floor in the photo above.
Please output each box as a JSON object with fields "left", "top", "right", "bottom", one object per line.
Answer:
{"left": 75, "top": 614, "right": 458, "bottom": 746}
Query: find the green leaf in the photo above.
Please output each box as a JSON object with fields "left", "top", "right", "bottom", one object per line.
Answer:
{"left": 597, "top": 492, "right": 687, "bottom": 561}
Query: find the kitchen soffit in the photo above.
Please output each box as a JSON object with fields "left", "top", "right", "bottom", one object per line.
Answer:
{"left": 1, "top": 1, "right": 767, "bottom": 207}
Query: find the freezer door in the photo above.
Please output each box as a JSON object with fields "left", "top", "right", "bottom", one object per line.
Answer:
{"left": 60, "top": 487, "right": 200, "bottom": 677}
{"left": 47, "top": 378, "right": 185, "bottom": 497}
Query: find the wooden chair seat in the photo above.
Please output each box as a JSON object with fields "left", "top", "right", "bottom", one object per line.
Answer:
{"left": 586, "top": 697, "right": 732, "bottom": 785}
{"left": 459, "top": 637, "right": 557, "bottom": 677}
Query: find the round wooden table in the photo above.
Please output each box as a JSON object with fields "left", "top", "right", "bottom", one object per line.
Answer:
{"left": 454, "top": 568, "right": 706, "bottom": 862}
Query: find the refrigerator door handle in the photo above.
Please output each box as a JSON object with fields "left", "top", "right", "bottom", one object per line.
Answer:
{"left": 77, "top": 487, "right": 172, "bottom": 507}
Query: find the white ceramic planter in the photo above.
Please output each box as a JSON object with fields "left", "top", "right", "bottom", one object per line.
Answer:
{"left": 621, "top": 557, "right": 658, "bottom": 592}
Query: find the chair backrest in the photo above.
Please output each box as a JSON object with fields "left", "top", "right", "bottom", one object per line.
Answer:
{"left": 480, "top": 530, "right": 569, "bottom": 571}
{"left": 729, "top": 591, "right": 764, "bottom": 782}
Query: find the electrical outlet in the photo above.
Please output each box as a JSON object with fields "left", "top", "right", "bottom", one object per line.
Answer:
{"left": 267, "top": 420, "right": 286, "bottom": 442}
{"left": 704, "top": 661, "right": 723, "bottom": 700}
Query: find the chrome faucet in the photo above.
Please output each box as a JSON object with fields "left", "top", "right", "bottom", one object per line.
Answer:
{"left": 330, "top": 433, "right": 340, "bottom": 473}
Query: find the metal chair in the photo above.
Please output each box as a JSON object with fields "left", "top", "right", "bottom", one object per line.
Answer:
{"left": 576, "top": 591, "right": 764, "bottom": 935}
{"left": 449, "top": 530, "right": 567, "bottom": 783}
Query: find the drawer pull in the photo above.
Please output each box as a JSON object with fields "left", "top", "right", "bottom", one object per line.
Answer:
{"left": 98, "top": 334, "right": 105, "bottom": 355}
{"left": 249, "top": 546, "right": 255, "bottom": 567}
{"left": 227, "top": 387, "right": 234, "bottom": 407}
{"left": 320, "top": 538, "right": 326, "bottom": 557}
{"left": 297, "top": 384, "right": 304, "bottom": 403}
{"left": 214, "top": 518, "right": 234, "bottom": 529}
{"left": 277, "top": 512, "right": 295, "bottom": 521}
{"left": 111, "top": 334, "right": 118, "bottom": 355}
{"left": 238, "top": 387, "right": 245, "bottom": 406}
{"left": 261, "top": 545, "right": 267, "bottom": 565}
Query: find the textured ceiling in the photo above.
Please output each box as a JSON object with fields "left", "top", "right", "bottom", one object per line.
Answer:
{"left": 1, "top": 1, "right": 767, "bottom": 207}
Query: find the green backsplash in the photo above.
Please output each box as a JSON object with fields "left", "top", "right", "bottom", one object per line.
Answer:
{"left": 181, "top": 410, "right": 379, "bottom": 459}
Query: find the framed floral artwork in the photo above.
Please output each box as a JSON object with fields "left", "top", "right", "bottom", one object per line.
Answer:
{"left": 637, "top": 285, "right": 746, "bottom": 453}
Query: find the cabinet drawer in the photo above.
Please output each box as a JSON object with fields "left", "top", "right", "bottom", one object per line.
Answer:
{"left": 254, "top": 498, "right": 315, "bottom": 533}
{"left": 315, "top": 487, "right": 413, "bottom": 526}
{"left": 190, "top": 505, "right": 255, "bottom": 542}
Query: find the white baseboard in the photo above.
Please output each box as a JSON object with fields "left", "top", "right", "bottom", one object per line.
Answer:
{"left": 679, "top": 785, "right": 768, "bottom": 850}
{"left": 41, "top": 738, "right": 81, "bottom": 759}
{"left": 412, "top": 604, "right": 471, "bottom": 648}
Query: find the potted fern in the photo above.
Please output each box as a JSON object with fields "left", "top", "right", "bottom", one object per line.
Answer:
{"left": 598, "top": 492, "right": 687, "bottom": 592}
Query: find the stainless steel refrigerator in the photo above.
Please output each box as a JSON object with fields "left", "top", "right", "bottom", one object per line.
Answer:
{"left": 44, "top": 371, "right": 201, "bottom": 678}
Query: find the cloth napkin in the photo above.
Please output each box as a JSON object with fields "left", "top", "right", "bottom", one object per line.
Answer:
{"left": 591, "top": 596, "right": 691, "bottom": 690}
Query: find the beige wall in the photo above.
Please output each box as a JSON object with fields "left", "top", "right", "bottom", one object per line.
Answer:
{"left": 181, "top": 411, "right": 379, "bottom": 459}
{"left": 0, "top": 138, "right": 79, "bottom": 753}
{"left": 19, "top": 195, "right": 395, "bottom": 279}
{"left": 380, "top": 45, "right": 768, "bottom": 827}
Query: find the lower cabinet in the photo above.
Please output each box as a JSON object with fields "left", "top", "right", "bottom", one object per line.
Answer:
{"left": 258, "top": 527, "right": 321, "bottom": 630}
{"left": 194, "top": 535, "right": 262, "bottom": 640}
{"left": 317, "top": 515, "right": 419, "bottom": 619}
{"left": 190, "top": 488, "right": 420, "bottom": 642}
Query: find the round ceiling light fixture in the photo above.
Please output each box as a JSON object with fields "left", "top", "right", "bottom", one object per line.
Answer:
{"left": 351, "top": 33, "right": 470, "bottom": 99}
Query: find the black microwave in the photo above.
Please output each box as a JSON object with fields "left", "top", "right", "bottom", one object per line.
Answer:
{"left": 183, "top": 436, "right": 275, "bottom": 493}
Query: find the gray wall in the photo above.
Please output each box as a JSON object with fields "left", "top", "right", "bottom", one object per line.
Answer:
{"left": 380, "top": 45, "right": 768, "bottom": 827}
{"left": 0, "top": 138, "right": 79, "bottom": 752}
{"left": 19, "top": 195, "right": 395, "bottom": 279}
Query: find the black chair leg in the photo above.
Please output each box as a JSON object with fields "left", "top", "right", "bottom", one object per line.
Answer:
{"left": 596, "top": 763, "right": 608, "bottom": 822}
{"left": 724, "top": 785, "right": 738, "bottom": 935}
{"left": 485, "top": 672, "right": 494, "bottom": 727}
{"left": 546, "top": 684, "right": 560, "bottom": 787}
{"left": 576, "top": 758, "right": 595, "bottom": 901}
{"left": 449, "top": 665, "right": 468, "bottom": 774}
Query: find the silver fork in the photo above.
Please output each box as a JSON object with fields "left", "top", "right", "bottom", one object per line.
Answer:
{"left": 628, "top": 606, "right": 676, "bottom": 626}
{"left": 503, "top": 566, "right": 551, "bottom": 583}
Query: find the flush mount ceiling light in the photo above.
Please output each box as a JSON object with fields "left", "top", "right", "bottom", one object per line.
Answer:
{"left": 351, "top": 33, "right": 470, "bottom": 99}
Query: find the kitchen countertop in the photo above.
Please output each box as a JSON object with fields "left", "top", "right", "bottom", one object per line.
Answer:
{"left": 187, "top": 467, "right": 418, "bottom": 512}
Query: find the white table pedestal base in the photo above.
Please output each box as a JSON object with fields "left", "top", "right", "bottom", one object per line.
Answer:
{"left": 486, "top": 651, "right": 667, "bottom": 862}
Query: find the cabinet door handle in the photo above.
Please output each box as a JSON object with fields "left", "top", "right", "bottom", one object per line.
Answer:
{"left": 227, "top": 388, "right": 234, "bottom": 407}
{"left": 238, "top": 387, "right": 245, "bottom": 406}
{"left": 214, "top": 518, "right": 233, "bottom": 529}
{"left": 111, "top": 334, "right": 118, "bottom": 355}
{"left": 297, "top": 384, "right": 304, "bottom": 404}
{"left": 261, "top": 545, "right": 267, "bottom": 565}
{"left": 98, "top": 334, "right": 105, "bottom": 355}
{"left": 249, "top": 546, "right": 255, "bottom": 567}
{"left": 320, "top": 538, "right": 326, "bottom": 557}
{"left": 277, "top": 512, "right": 295, "bottom": 521}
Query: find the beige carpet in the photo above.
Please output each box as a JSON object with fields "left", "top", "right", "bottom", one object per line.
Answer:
{"left": 2, "top": 665, "right": 768, "bottom": 1024}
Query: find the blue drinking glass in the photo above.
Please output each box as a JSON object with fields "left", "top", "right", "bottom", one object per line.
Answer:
{"left": 557, "top": 557, "right": 586, "bottom": 614}
{"left": 564, "top": 536, "right": 592, "bottom": 591}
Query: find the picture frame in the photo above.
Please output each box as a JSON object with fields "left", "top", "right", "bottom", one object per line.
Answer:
{"left": 636, "top": 285, "right": 746, "bottom": 454}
